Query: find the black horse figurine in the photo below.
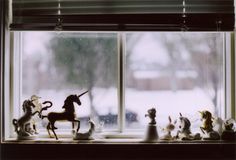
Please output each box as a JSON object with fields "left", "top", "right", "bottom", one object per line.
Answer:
{"left": 41, "top": 91, "right": 88, "bottom": 140}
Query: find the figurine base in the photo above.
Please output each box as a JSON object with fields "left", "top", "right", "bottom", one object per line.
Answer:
{"left": 160, "top": 134, "right": 173, "bottom": 140}
{"left": 17, "top": 135, "right": 37, "bottom": 140}
{"left": 202, "top": 131, "right": 220, "bottom": 140}
{"left": 144, "top": 124, "right": 158, "bottom": 142}
{"left": 73, "top": 133, "right": 94, "bottom": 140}
{"left": 177, "top": 133, "right": 201, "bottom": 141}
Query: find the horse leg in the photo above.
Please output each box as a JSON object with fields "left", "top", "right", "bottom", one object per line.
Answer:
{"left": 200, "top": 127, "right": 205, "bottom": 134}
{"left": 50, "top": 121, "right": 58, "bottom": 140}
{"left": 51, "top": 122, "right": 58, "bottom": 130}
{"left": 72, "top": 122, "right": 75, "bottom": 130}
{"left": 47, "top": 123, "right": 53, "bottom": 138}
{"left": 51, "top": 128, "right": 58, "bottom": 140}
{"left": 176, "top": 130, "right": 180, "bottom": 139}
{"left": 76, "top": 120, "right": 80, "bottom": 133}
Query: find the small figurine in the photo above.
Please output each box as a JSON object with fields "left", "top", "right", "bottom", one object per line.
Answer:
{"left": 213, "top": 117, "right": 224, "bottom": 135}
{"left": 145, "top": 108, "right": 156, "bottom": 125}
{"left": 31, "top": 95, "right": 42, "bottom": 134}
{"left": 40, "top": 91, "right": 88, "bottom": 140}
{"left": 12, "top": 100, "right": 40, "bottom": 140}
{"left": 144, "top": 108, "right": 158, "bottom": 142}
{"left": 221, "top": 118, "right": 236, "bottom": 141}
{"left": 175, "top": 113, "right": 201, "bottom": 140}
{"left": 161, "top": 116, "right": 176, "bottom": 140}
{"left": 73, "top": 118, "right": 95, "bottom": 140}
{"left": 199, "top": 110, "right": 220, "bottom": 140}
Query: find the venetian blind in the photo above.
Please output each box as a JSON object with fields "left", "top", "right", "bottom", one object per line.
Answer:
{"left": 10, "top": 0, "right": 234, "bottom": 31}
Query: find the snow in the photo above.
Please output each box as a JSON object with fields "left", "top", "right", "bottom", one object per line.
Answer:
{"left": 133, "top": 70, "right": 198, "bottom": 79}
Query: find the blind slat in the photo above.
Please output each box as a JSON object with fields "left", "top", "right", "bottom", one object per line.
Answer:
{"left": 10, "top": 0, "right": 235, "bottom": 31}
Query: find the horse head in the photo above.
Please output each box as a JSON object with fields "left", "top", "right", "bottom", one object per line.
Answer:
{"left": 179, "top": 113, "right": 191, "bottom": 132}
{"left": 22, "top": 99, "right": 35, "bottom": 112}
{"left": 199, "top": 110, "right": 212, "bottom": 120}
{"left": 62, "top": 91, "right": 88, "bottom": 109}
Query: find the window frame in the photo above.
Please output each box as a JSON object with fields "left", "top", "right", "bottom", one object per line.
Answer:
{"left": 0, "top": 0, "right": 235, "bottom": 140}
{"left": 1, "top": 31, "right": 235, "bottom": 141}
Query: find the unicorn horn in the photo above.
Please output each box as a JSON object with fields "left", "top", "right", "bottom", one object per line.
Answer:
{"left": 78, "top": 90, "right": 89, "bottom": 97}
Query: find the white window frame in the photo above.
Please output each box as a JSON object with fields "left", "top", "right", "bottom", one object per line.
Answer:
{"left": 1, "top": 31, "right": 236, "bottom": 141}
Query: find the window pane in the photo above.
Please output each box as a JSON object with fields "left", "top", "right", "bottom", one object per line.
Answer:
{"left": 22, "top": 32, "right": 118, "bottom": 132}
{"left": 125, "top": 32, "right": 225, "bottom": 133}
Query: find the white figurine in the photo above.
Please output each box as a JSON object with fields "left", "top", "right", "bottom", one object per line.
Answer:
{"left": 213, "top": 117, "right": 224, "bottom": 135}
{"left": 161, "top": 116, "right": 176, "bottom": 140}
{"left": 31, "top": 95, "right": 42, "bottom": 134}
{"left": 176, "top": 113, "right": 201, "bottom": 140}
{"left": 73, "top": 118, "right": 95, "bottom": 140}
{"left": 12, "top": 100, "right": 40, "bottom": 140}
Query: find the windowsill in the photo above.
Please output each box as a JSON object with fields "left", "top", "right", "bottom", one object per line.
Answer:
{"left": 3, "top": 137, "right": 236, "bottom": 144}
{"left": 4, "top": 130, "right": 236, "bottom": 144}
{"left": 2, "top": 139, "right": 236, "bottom": 160}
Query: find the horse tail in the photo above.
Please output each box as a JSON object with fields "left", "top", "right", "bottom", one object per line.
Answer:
{"left": 39, "top": 101, "right": 53, "bottom": 119}
{"left": 12, "top": 119, "right": 19, "bottom": 133}
{"left": 40, "top": 101, "right": 53, "bottom": 114}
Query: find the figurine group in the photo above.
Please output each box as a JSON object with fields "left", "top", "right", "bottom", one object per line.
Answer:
{"left": 13, "top": 94, "right": 235, "bottom": 141}
{"left": 12, "top": 91, "right": 95, "bottom": 140}
{"left": 145, "top": 108, "right": 236, "bottom": 141}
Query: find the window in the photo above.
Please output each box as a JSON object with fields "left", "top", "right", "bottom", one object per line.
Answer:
{"left": 1, "top": 0, "right": 235, "bottom": 141}
{"left": 2, "top": 31, "right": 234, "bottom": 140}
{"left": 125, "top": 32, "right": 226, "bottom": 133}
{"left": 21, "top": 32, "right": 118, "bottom": 131}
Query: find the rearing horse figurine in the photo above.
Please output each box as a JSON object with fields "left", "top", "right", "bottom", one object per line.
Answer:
{"left": 199, "top": 110, "right": 220, "bottom": 140}
{"left": 41, "top": 91, "right": 88, "bottom": 140}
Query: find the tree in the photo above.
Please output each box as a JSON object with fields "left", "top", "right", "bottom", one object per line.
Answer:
{"left": 182, "top": 33, "right": 223, "bottom": 114}
{"left": 159, "top": 33, "right": 187, "bottom": 92}
{"left": 49, "top": 33, "right": 117, "bottom": 119}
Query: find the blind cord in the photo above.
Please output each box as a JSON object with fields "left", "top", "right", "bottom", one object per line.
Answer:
{"left": 55, "top": 0, "right": 63, "bottom": 31}
{"left": 181, "top": 0, "right": 188, "bottom": 31}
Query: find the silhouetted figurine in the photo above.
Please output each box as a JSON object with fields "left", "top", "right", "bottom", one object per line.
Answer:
{"left": 175, "top": 113, "right": 201, "bottom": 140}
{"left": 221, "top": 118, "right": 236, "bottom": 141}
{"left": 74, "top": 118, "right": 95, "bottom": 140}
{"left": 199, "top": 110, "right": 220, "bottom": 140}
{"left": 12, "top": 99, "right": 40, "bottom": 140}
{"left": 145, "top": 108, "right": 156, "bottom": 125}
{"left": 40, "top": 91, "right": 88, "bottom": 140}
{"left": 161, "top": 116, "right": 176, "bottom": 140}
{"left": 144, "top": 108, "right": 158, "bottom": 142}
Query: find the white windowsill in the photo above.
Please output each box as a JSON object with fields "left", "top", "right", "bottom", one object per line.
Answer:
{"left": 3, "top": 131, "right": 236, "bottom": 144}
